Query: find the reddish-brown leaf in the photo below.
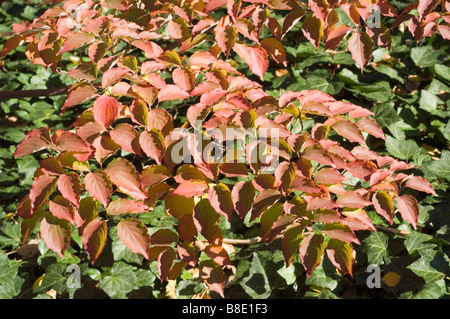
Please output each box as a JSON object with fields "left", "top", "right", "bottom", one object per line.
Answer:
{"left": 326, "top": 239, "right": 353, "bottom": 276}
{"left": 348, "top": 31, "right": 373, "bottom": 71}
{"left": 203, "top": 244, "right": 232, "bottom": 266}
{"left": 57, "top": 172, "right": 81, "bottom": 208}
{"left": 92, "top": 95, "right": 120, "bottom": 128}
{"left": 101, "top": 67, "right": 129, "bottom": 88}
{"left": 82, "top": 219, "right": 108, "bottom": 264}
{"left": 403, "top": 176, "right": 437, "bottom": 196}
{"left": 139, "top": 129, "right": 165, "bottom": 165}
{"left": 107, "top": 199, "right": 149, "bottom": 215}
{"left": 397, "top": 194, "right": 420, "bottom": 230}
{"left": 372, "top": 191, "right": 394, "bottom": 224}
{"left": 232, "top": 42, "right": 268, "bottom": 81}
{"left": 104, "top": 158, "right": 148, "bottom": 201}
{"left": 49, "top": 195, "right": 75, "bottom": 223}
{"left": 299, "top": 233, "right": 325, "bottom": 276}
{"left": 199, "top": 260, "right": 225, "bottom": 297}
{"left": 208, "top": 183, "right": 234, "bottom": 220}
{"left": 30, "top": 175, "right": 57, "bottom": 212}
{"left": 40, "top": 215, "right": 72, "bottom": 258}
{"left": 231, "top": 181, "right": 255, "bottom": 220}
{"left": 117, "top": 218, "right": 151, "bottom": 259}
{"left": 84, "top": 170, "right": 113, "bottom": 208}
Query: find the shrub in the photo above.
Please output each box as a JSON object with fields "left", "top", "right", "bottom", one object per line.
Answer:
{"left": 1, "top": 0, "right": 446, "bottom": 298}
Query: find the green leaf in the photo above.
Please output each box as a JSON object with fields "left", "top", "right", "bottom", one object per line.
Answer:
{"left": 0, "top": 275, "right": 25, "bottom": 299}
{"left": 434, "top": 64, "right": 450, "bottom": 82}
{"left": 406, "top": 252, "right": 448, "bottom": 284}
{"left": 411, "top": 46, "right": 440, "bottom": 68}
{"left": 305, "top": 257, "right": 343, "bottom": 291}
{"left": 400, "top": 279, "right": 447, "bottom": 299}
{"left": 0, "top": 251, "right": 18, "bottom": 284}
{"left": 385, "top": 135, "right": 423, "bottom": 161}
{"left": 404, "top": 231, "right": 436, "bottom": 256}
{"left": 372, "top": 102, "right": 402, "bottom": 128}
{"left": 363, "top": 231, "right": 390, "bottom": 265}
{"left": 34, "top": 263, "right": 68, "bottom": 295}
{"left": 99, "top": 261, "right": 138, "bottom": 298}
{"left": 241, "top": 253, "right": 271, "bottom": 298}
{"left": 423, "top": 150, "right": 450, "bottom": 181}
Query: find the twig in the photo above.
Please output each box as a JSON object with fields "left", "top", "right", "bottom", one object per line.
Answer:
{"left": 0, "top": 86, "right": 70, "bottom": 100}
{"left": 374, "top": 225, "right": 411, "bottom": 236}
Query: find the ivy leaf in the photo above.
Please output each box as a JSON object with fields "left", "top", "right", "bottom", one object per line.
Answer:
{"left": 241, "top": 253, "right": 271, "bottom": 298}
{"left": 363, "top": 231, "right": 389, "bottom": 265}
{"left": 99, "top": 262, "right": 138, "bottom": 298}
{"left": 33, "top": 263, "right": 68, "bottom": 295}
{"left": 407, "top": 252, "right": 447, "bottom": 284}
{"left": 411, "top": 46, "right": 440, "bottom": 68}
{"left": 385, "top": 135, "right": 422, "bottom": 161}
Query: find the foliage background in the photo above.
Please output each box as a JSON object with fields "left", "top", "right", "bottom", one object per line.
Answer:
{"left": 0, "top": 0, "right": 449, "bottom": 299}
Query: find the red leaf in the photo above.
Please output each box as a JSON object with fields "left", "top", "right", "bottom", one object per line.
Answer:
{"left": 291, "top": 176, "right": 322, "bottom": 194}
{"left": 139, "top": 129, "right": 165, "bottom": 164}
{"left": 141, "top": 165, "right": 171, "bottom": 188}
{"left": 172, "top": 68, "right": 195, "bottom": 92}
{"left": 199, "top": 260, "right": 225, "bottom": 297}
{"left": 104, "top": 158, "right": 148, "bottom": 201}
{"left": 341, "top": 208, "right": 375, "bottom": 231}
{"left": 203, "top": 244, "right": 232, "bottom": 266}
{"left": 323, "top": 223, "right": 360, "bottom": 245}
{"left": 438, "top": 24, "right": 450, "bottom": 40}
{"left": 299, "top": 233, "right": 325, "bottom": 276}
{"left": 397, "top": 194, "right": 420, "bottom": 230}
{"left": 177, "top": 242, "right": 198, "bottom": 267}
{"left": 57, "top": 172, "right": 81, "bottom": 208}
{"left": 53, "top": 131, "right": 92, "bottom": 154}
{"left": 336, "top": 191, "right": 372, "bottom": 209}
{"left": 148, "top": 108, "right": 174, "bottom": 136}
{"left": 49, "top": 195, "right": 75, "bottom": 223}
{"left": 301, "top": 14, "right": 324, "bottom": 49}
{"left": 101, "top": 67, "right": 129, "bottom": 88}
{"left": 92, "top": 95, "right": 120, "bottom": 128}
{"left": 314, "top": 167, "right": 347, "bottom": 184}
{"left": 215, "top": 17, "right": 237, "bottom": 57}
{"left": 372, "top": 191, "right": 394, "bottom": 224}
{"left": 0, "top": 35, "right": 24, "bottom": 58}
{"left": 40, "top": 215, "right": 72, "bottom": 258}
{"left": 173, "top": 180, "right": 209, "bottom": 197}
{"left": 232, "top": 42, "right": 268, "bottom": 81}
{"left": 231, "top": 181, "right": 255, "bottom": 220}
{"left": 158, "top": 84, "right": 190, "bottom": 102}
{"left": 110, "top": 123, "right": 142, "bottom": 155}
{"left": 151, "top": 229, "right": 179, "bottom": 246}
{"left": 274, "top": 161, "right": 296, "bottom": 193}
{"left": 84, "top": 170, "right": 113, "bottom": 208}
{"left": 332, "top": 119, "right": 366, "bottom": 145}
{"left": 107, "top": 199, "right": 149, "bottom": 215}
{"left": 14, "top": 128, "right": 52, "bottom": 158}
{"left": 193, "top": 199, "right": 221, "bottom": 243}
{"left": 348, "top": 31, "right": 373, "bottom": 71}
{"left": 58, "top": 31, "right": 94, "bottom": 55}
{"left": 356, "top": 117, "right": 385, "bottom": 140}
{"left": 326, "top": 239, "right": 354, "bottom": 276}
{"left": 158, "top": 247, "right": 176, "bottom": 281}
{"left": 117, "top": 218, "right": 151, "bottom": 259}
{"left": 325, "top": 24, "right": 352, "bottom": 50}
{"left": 30, "top": 175, "right": 57, "bottom": 212}
{"left": 281, "top": 9, "right": 306, "bottom": 39}
{"left": 82, "top": 219, "right": 108, "bottom": 264}
{"left": 404, "top": 176, "right": 437, "bottom": 196}
{"left": 417, "top": 0, "right": 439, "bottom": 20}
{"left": 165, "top": 192, "right": 195, "bottom": 219}
{"left": 260, "top": 37, "right": 287, "bottom": 66}
{"left": 74, "top": 197, "right": 98, "bottom": 235}
{"left": 62, "top": 82, "right": 98, "bottom": 111}
{"left": 208, "top": 183, "right": 234, "bottom": 220}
